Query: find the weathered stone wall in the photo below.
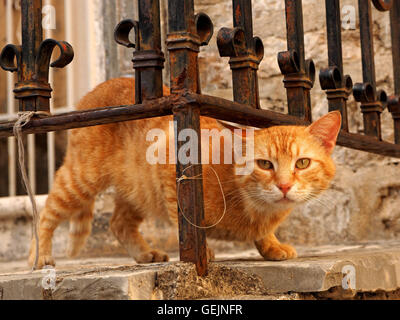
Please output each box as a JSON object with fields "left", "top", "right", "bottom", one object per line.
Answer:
{"left": 195, "top": 0, "right": 400, "bottom": 245}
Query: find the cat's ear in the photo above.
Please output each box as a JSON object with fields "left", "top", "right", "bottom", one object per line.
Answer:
{"left": 306, "top": 111, "right": 342, "bottom": 154}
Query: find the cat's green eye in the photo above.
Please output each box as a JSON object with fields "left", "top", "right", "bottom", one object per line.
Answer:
{"left": 296, "top": 158, "right": 311, "bottom": 170}
{"left": 257, "top": 160, "right": 274, "bottom": 170}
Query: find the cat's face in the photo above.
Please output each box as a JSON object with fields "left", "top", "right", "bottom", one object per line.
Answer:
{"left": 237, "top": 112, "right": 341, "bottom": 212}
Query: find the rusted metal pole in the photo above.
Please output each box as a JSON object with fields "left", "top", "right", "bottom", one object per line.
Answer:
{"left": 136, "top": 0, "right": 164, "bottom": 101}
{"left": 278, "top": 0, "right": 314, "bottom": 122}
{"left": 389, "top": 1, "right": 399, "bottom": 94}
{"left": 115, "top": 0, "right": 165, "bottom": 103}
{"left": 388, "top": 0, "right": 400, "bottom": 144}
{"left": 232, "top": 0, "right": 263, "bottom": 108}
{"left": 167, "top": 0, "right": 212, "bottom": 276}
{"left": 19, "top": 0, "right": 45, "bottom": 112}
{"left": 320, "top": 0, "right": 352, "bottom": 131}
{"left": 354, "top": 0, "right": 388, "bottom": 139}
{"left": 217, "top": 0, "right": 264, "bottom": 109}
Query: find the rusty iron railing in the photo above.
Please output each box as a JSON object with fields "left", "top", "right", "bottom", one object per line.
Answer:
{"left": 1, "top": 0, "right": 400, "bottom": 276}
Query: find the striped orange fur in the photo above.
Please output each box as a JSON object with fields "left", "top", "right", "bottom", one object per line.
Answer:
{"left": 28, "top": 78, "right": 341, "bottom": 268}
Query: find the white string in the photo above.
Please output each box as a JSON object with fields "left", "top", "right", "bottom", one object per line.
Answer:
{"left": 12, "top": 111, "right": 47, "bottom": 271}
{"left": 176, "top": 165, "right": 226, "bottom": 229}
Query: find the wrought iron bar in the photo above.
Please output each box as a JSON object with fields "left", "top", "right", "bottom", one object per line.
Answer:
{"left": 136, "top": 0, "right": 164, "bottom": 101}
{"left": 167, "top": 0, "right": 213, "bottom": 276}
{"left": 388, "top": 0, "right": 400, "bottom": 143}
{"left": 115, "top": 19, "right": 141, "bottom": 104}
{"left": 353, "top": 0, "right": 389, "bottom": 139}
{"left": 320, "top": 0, "right": 353, "bottom": 131}
{"left": 115, "top": 0, "right": 164, "bottom": 103}
{"left": 278, "top": 0, "right": 314, "bottom": 121}
{"left": 217, "top": 0, "right": 264, "bottom": 109}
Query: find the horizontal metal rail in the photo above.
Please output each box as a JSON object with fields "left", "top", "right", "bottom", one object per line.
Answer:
{"left": 1, "top": 92, "right": 400, "bottom": 158}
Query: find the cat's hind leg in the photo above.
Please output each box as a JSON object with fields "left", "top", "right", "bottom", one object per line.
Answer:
{"left": 110, "top": 197, "right": 169, "bottom": 263}
{"left": 66, "top": 200, "right": 95, "bottom": 258}
{"left": 28, "top": 164, "right": 99, "bottom": 269}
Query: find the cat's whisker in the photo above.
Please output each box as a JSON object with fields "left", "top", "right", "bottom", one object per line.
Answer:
{"left": 299, "top": 194, "right": 336, "bottom": 210}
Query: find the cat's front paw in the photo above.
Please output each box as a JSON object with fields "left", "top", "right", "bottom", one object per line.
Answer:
{"left": 136, "top": 249, "right": 169, "bottom": 264}
{"left": 28, "top": 254, "right": 56, "bottom": 269}
{"left": 258, "top": 243, "right": 297, "bottom": 261}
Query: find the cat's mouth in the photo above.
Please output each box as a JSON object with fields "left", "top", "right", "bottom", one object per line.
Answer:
{"left": 276, "top": 197, "right": 295, "bottom": 204}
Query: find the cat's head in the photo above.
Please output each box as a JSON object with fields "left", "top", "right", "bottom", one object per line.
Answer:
{"left": 231, "top": 111, "right": 341, "bottom": 212}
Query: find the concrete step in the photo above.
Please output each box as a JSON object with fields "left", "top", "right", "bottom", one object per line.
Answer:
{"left": 1, "top": 241, "right": 400, "bottom": 300}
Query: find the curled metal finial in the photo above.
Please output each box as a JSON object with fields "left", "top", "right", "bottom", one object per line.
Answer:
{"left": 305, "top": 59, "right": 316, "bottom": 87}
{"left": 217, "top": 27, "right": 247, "bottom": 57}
{"left": 377, "top": 89, "right": 388, "bottom": 107}
{"left": 36, "top": 39, "right": 74, "bottom": 79}
{"left": 1, "top": 34, "right": 73, "bottom": 113}
{"left": 353, "top": 82, "right": 375, "bottom": 103}
{"left": 114, "top": 19, "right": 139, "bottom": 49}
{"left": 354, "top": 82, "right": 387, "bottom": 139}
{"left": 354, "top": 82, "right": 387, "bottom": 116}
{"left": 195, "top": 13, "right": 214, "bottom": 46}
{"left": 343, "top": 75, "right": 354, "bottom": 93}
{"left": 353, "top": 82, "right": 386, "bottom": 104}
{"left": 319, "top": 66, "right": 352, "bottom": 93}
{"left": 217, "top": 26, "right": 264, "bottom": 64}
{"left": 0, "top": 44, "right": 22, "bottom": 72}
{"left": 319, "top": 66, "right": 352, "bottom": 131}
{"left": 253, "top": 37, "right": 264, "bottom": 63}
{"left": 372, "top": 0, "right": 392, "bottom": 11}
{"left": 277, "top": 50, "right": 300, "bottom": 75}
{"left": 320, "top": 66, "right": 342, "bottom": 90}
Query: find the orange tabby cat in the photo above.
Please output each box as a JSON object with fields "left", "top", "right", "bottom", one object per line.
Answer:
{"left": 28, "top": 77, "right": 341, "bottom": 268}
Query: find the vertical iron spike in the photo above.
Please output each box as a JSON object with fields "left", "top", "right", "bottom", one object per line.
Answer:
{"left": 279, "top": 0, "right": 313, "bottom": 122}
{"left": 20, "top": 0, "right": 45, "bottom": 112}
{"left": 232, "top": 0, "right": 254, "bottom": 51}
{"left": 388, "top": 0, "right": 400, "bottom": 143}
{"left": 135, "top": 0, "right": 165, "bottom": 101}
{"left": 390, "top": 0, "right": 400, "bottom": 95}
{"left": 359, "top": 0, "right": 377, "bottom": 88}
{"left": 167, "top": 0, "right": 208, "bottom": 277}
{"left": 114, "top": 19, "right": 142, "bottom": 104}
{"left": 320, "top": 0, "right": 351, "bottom": 131}
{"left": 284, "top": 0, "right": 305, "bottom": 73}
{"left": 325, "top": 0, "right": 344, "bottom": 75}
{"left": 354, "top": 0, "right": 386, "bottom": 139}
{"left": 216, "top": 0, "right": 264, "bottom": 109}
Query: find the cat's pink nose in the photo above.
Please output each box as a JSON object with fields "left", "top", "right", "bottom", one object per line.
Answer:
{"left": 278, "top": 183, "right": 292, "bottom": 195}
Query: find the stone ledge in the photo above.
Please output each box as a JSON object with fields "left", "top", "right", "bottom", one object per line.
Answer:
{"left": 1, "top": 241, "right": 400, "bottom": 300}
